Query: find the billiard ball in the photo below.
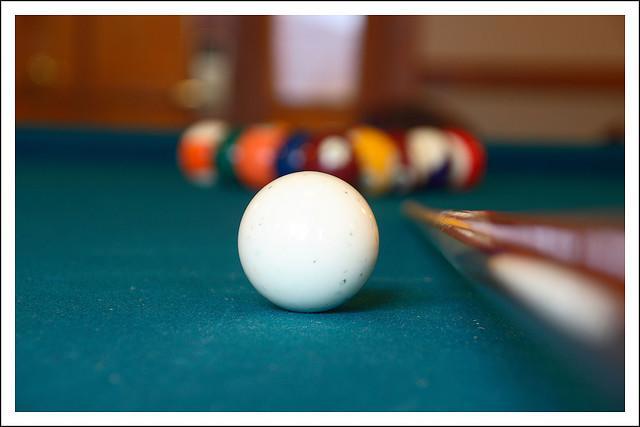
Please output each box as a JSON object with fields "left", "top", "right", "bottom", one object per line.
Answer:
{"left": 238, "top": 171, "right": 379, "bottom": 312}
{"left": 405, "top": 127, "right": 451, "bottom": 189}
{"left": 349, "top": 126, "right": 401, "bottom": 195}
{"left": 444, "top": 128, "right": 486, "bottom": 189}
{"left": 215, "top": 127, "right": 243, "bottom": 183}
{"left": 177, "top": 119, "right": 227, "bottom": 186}
{"left": 304, "top": 133, "right": 359, "bottom": 185}
{"left": 386, "top": 130, "right": 417, "bottom": 193}
{"left": 234, "top": 124, "right": 289, "bottom": 190}
{"left": 276, "top": 130, "right": 311, "bottom": 177}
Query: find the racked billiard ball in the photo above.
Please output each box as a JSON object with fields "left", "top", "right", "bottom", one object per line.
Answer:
{"left": 238, "top": 171, "right": 379, "bottom": 312}
{"left": 444, "top": 128, "right": 486, "bottom": 189}
{"left": 215, "top": 127, "right": 243, "bottom": 183}
{"left": 304, "top": 133, "right": 359, "bottom": 185}
{"left": 349, "top": 126, "right": 401, "bottom": 195}
{"left": 405, "top": 127, "right": 451, "bottom": 189}
{"left": 276, "top": 131, "right": 311, "bottom": 177}
{"left": 177, "top": 119, "right": 227, "bottom": 186}
{"left": 386, "top": 130, "right": 417, "bottom": 193}
{"left": 234, "top": 124, "right": 289, "bottom": 190}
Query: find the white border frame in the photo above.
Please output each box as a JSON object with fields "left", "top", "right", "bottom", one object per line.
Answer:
{"left": 2, "top": 1, "right": 639, "bottom": 426}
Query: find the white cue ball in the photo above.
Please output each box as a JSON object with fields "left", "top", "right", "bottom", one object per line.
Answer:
{"left": 238, "top": 171, "right": 379, "bottom": 312}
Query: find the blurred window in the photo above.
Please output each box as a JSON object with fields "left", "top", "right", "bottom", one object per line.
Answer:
{"left": 272, "top": 16, "right": 366, "bottom": 107}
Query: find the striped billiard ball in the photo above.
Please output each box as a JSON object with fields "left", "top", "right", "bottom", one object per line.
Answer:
{"left": 177, "top": 119, "right": 228, "bottom": 186}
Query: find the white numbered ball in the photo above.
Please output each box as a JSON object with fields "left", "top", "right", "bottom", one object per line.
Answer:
{"left": 238, "top": 171, "right": 379, "bottom": 312}
{"left": 406, "top": 126, "right": 451, "bottom": 187}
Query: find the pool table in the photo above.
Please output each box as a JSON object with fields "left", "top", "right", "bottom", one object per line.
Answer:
{"left": 15, "top": 127, "right": 625, "bottom": 411}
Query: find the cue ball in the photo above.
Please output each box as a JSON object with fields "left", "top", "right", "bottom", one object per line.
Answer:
{"left": 238, "top": 171, "right": 379, "bottom": 312}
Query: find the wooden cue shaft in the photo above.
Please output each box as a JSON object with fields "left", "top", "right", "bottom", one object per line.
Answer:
{"left": 403, "top": 200, "right": 625, "bottom": 363}
{"left": 403, "top": 201, "right": 624, "bottom": 290}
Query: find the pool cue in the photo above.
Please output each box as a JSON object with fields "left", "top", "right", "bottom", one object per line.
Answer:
{"left": 403, "top": 201, "right": 624, "bottom": 386}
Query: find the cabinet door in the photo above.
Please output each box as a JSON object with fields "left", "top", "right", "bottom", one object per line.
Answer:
{"left": 80, "top": 16, "right": 193, "bottom": 127}
{"left": 16, "top": 16, "right": 81, "bottom": 122}
{"left": 16, "top": 16, "right": 196, "bottom": 128}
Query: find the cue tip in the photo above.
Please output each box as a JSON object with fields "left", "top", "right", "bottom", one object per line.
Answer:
{"left": 402, "top": 201, "right": 473, "bottom": 231}
{"left": 402, "top": 200, "right": 437, "bottom": 222}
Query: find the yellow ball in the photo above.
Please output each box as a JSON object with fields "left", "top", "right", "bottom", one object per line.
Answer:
{"left": 349, "top": 126, "right": 400, "bottom": 195}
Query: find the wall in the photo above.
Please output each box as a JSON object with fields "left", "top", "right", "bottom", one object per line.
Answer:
{"left": 415, "top": 16, "right": 625, "bottom": 141}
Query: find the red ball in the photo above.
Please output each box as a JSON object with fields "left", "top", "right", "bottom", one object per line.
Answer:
{"left": 303, "top": 132, "right": 359, "bottom": 185}
{"left": 444, "top": 128, "right": 486, "bottom": 189}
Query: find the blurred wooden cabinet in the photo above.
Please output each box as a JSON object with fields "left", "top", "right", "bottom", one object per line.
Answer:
{"left": 16, "top": 16, "right": 196, "bottom": 128}
{"left": 16, "top": 16, "right": 415, "bottom": 131}
{"left": 16, "top": 15, "right": 625, "bottom": 139}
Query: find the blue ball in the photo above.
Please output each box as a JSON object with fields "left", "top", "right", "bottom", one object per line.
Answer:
{"left": 276, "top": 131, "right": 311, "bottom": 176}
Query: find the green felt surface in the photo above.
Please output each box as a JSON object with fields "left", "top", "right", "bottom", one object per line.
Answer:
{"left": 15, "top": 129, "right": 625, "bottom": 411}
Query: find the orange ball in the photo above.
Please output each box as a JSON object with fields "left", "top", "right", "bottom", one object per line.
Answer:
{"left": 177, "top": 120, "right": 227, "bottom": 186}
{"left": 235, "top": 124, "right": 289, "bottom": 189}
